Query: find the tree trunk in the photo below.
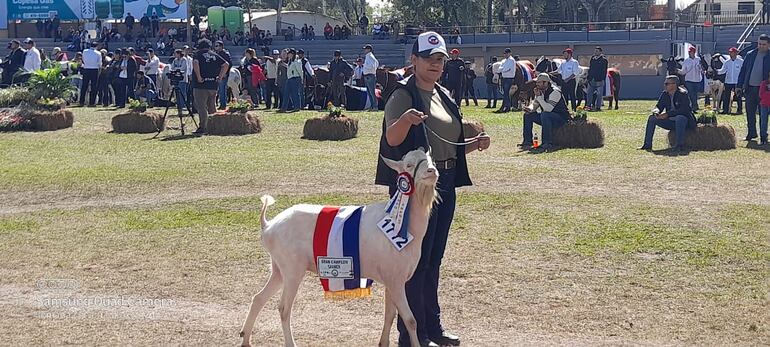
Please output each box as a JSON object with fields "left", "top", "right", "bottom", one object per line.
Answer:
{"left": 487, "top": 0, "right": 493, "bottom": 32}
{"left": 275, "top": 0, "right": 283, "bottom": 36}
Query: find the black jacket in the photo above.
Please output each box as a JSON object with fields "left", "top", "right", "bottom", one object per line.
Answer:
{"left": 2, "top": 48, "right": 26, "bottom": 75}
{"left": 655, "top": 87, "right": 696, "bottom": 126}
{"left": 329, "top": 58, "right": 353, "bottom": 81}
{"left": 588, "top": 55, "right": 608, "bottom": 82}
{"left": 443, "top": 58, "right": 465, "bottom": 85}
{"left": 375, "top": 76, "right": 472, "bottom": 188}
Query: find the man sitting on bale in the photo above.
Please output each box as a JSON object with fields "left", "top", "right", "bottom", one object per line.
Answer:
{"left": 519, "top": 73, "right": 571, "bottom": 152}
{"left": 639, "top": 75, "right": 696, "bottom": 152}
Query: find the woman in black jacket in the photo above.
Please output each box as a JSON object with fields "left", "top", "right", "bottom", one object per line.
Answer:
{"left": 375, "top": 31, "right": 490, "bottom": 347}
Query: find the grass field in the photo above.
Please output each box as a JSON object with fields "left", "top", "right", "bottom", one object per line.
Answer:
{"left": 0, "top": 101, "right": 768, "bottom": 345}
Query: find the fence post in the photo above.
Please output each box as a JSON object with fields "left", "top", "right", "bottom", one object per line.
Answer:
{"left": 508, "top": 23, "right": 512, "bottom": 43}
{"left": 546, "top": 26, "right": 549, "bottom": 42}
{"left": 586, "top": 23, "right": 590, "bottom": 42}
{"left": 628, "top": 24, "right": 631, "bottom": 41}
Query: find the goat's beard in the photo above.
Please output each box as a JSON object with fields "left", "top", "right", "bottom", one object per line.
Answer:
{"left": 412, "top": 182, "right": 439, "bottom": 217}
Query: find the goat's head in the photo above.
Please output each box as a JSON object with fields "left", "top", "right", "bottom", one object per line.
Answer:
{"left": 381, "top": 148, "right": 439, "bottom": 209}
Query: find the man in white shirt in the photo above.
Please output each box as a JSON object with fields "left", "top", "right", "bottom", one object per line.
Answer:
{"left": 264, "top": 49, "right": 281, "bottom": 109}
{"left": 145, "top": 48, "right": 160, "bottom": 85}
{"left": 362, "top": 44, "right": 379, "bottom": 111}
{"left": 80, "top": 41, "right": 102, "bottom": 107}
{"left": 22, "top": 38, "right": 41, "bottom": 73}
{"left": 681, "top": 46, "right": 703, "bottom": 111}
{"left": 495, "top": 47, "right": 516, "bottom": 113}
{"left": 557, "top": 47, "right": 580, "bottom": 111}
{"left": 718, "top": 47, "right": 744, "bottom": 114}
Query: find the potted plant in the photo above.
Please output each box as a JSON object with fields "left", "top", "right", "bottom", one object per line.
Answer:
{"left": 572, "top": 105, "right": 588, "bottom": 123}
{"left": 128, "top": 98, "right": 149, "bottom": 113}
{"left": 697, "top": 105, "right": 718, "bottom": 126}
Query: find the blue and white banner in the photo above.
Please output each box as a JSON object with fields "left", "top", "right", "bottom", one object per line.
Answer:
{"left": 6, "top": 0, "right": 188, "bottom": 21}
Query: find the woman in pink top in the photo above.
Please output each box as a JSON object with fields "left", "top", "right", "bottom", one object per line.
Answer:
{"left": 759, "top": 71, "right": 770, "bottom": 145}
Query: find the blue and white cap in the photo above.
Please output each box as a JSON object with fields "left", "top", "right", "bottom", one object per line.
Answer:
{"left": 412, "top": 31, "right": 447, "bottom": 58}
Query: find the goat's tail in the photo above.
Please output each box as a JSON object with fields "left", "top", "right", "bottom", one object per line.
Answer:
{"left": 259, "top": 195, "right": 276, "bottom": 231}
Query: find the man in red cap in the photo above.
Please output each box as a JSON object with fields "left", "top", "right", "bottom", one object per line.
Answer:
{"left": 557, "top": 47, "right": 580, "bottom": 111}
{"left": 718, "top": 47, "right": 744, "bottom": 114}
{"left": 442, "top": 48, "right": 465, "bottom": 106}
{"left": 681, "top": 45, "right": 703, "bottom": 112}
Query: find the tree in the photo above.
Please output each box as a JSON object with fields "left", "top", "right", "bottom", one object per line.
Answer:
{"left": 579, "top": 0, "right": 610, "bottom": 22}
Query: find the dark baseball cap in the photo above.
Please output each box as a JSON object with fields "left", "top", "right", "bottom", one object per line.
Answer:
{"left": 363, "top": 44, "right": 373, "bottom": 50}
{"left": 334, "top": 50, "right": 341, "bottom": 56}
{"left": 503, "top": 48, "right": 511, "bottom": 53}
{"left": 297, "top": 49, "right": 305, "bottom": 54}
{"left": 411, "top": 31, "right": 447, "bottom": 58}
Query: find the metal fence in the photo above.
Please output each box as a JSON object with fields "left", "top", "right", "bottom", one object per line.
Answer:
{"left": 397, "top": 20, "right": 717, "bottom": 44}
{"left": 679, "top": 10, "right": 759, "bottom": 25}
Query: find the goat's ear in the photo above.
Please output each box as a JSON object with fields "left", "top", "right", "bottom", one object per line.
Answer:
{"left": 380, "top": 155, "right": 403, "bottom": 173}
{"left": 425, "top": 147, "right": 432, "bottom": 158}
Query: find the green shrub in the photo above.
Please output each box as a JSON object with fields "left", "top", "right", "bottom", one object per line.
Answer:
{"left": 27, "top": 66, "right": 77, "bottom": 101}
{"left": 0, "top": 87, "right": 34, "bottom": 107}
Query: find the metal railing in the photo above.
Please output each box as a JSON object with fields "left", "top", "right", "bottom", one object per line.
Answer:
{"left": 680, "top": 9, "right": 760, "bottom": 25}
{"left": 737, "top": 11, "right": 762, "bottom": 50}
{"left": 396, "top": 20, "right": 718, "bottom": 44}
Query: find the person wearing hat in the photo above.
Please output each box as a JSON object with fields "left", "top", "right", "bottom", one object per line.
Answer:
{"left": 363, "top": 44, "right": 380, "bottom": 111}
{"left": 484, "top": 56, "right": 501, "bottom": 108}
{"left": 213, "top": 40, "right": 232, "bottom": 109}
{"left": 681, "top": 46, "right": 704, "bottom": 112}
{"left": 442, "top": 48, "right": 465, "bottom": 106}
{"left": 737, "top": 34, "right": 770, "bottom": 142}
{"left": 192, "top": 38, "right": 230, "bottom": 134}
{"left": 80, "top": 41, "right": 102, "bottom": 107}
{"left": 718, "top": 47, "right": 744, "bottom": 115}
{"left": 262, "top": 49, "right": 282, "bottom": 110}
{"left": 557, "top": 47, "right": 580, "bottom": 111}
{"left": 353, "top": 57, "right": 365, "bottom": 87}
{"left": 328, "top": 50, "right": 353, "bottom": 106}
{"left": 587, "top": 46, "right": 608, "bottom": 111}
{"left": 376, "top": 31, "right": 491, "bottom": 347}
{"left": 1, "top": 40, "right": 27, "bottom": 86}
{"left": 496, "top": 47, "right": 517, "bottom": 113}
{"left": 640, "top": 75, "right": 697, "bottom": 152}
{"left": 22, "top": 38, "right": 41, "bottom": 73}
{"left": 520, "top": 73, "right": 571, "bottom": 152}
{"left": 462, "top": 60, "right": 478, "bottom": 106}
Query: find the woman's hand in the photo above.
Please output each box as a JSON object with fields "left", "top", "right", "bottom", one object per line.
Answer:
{"left": 399, "top": 108, "right": 428, "bottom": 125}
{"left": 476, "top": 133, "right": 491, "bottom": 151}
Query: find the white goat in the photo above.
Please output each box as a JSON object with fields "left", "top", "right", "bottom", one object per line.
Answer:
{"left": 239, "top": 149, "right": 439, "bottom": 347}
{"left": 228, "top": 67, "right": 242, "bottom": 102}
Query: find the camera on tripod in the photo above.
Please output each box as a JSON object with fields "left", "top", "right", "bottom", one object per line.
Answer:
{"left": 167, "top": 70, "right": 184, "bottom": 85}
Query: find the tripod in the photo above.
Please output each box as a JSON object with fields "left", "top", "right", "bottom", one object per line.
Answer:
{"left": 157, "top": 82, "right": 197, "bottom": 137}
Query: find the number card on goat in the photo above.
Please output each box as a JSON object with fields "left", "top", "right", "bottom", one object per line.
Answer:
{"left": 312, "top": 206, "right": 373, "bottom": 299}
{"left": 378, "top": 173, "right": 415, "bottom": 251}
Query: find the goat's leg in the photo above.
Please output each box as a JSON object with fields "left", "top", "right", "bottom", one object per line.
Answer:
{"left": 239, "top": 262, "right": 283, "bottom": 347}
{"left": 378, "top": 288, "right": 397, "bottom": 347}
{"left": 390, "top": 286, "right": 421, "bottom": 347}
{"left": 278, "top": 272, "right": 303, "bottom": 347}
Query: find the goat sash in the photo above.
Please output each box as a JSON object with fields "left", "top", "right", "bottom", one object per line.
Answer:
{"left": 377, "top": 173, "right": 415, "bottom": 251}
{"left": 313, "top": 206, "right": 373, "bottom": 299}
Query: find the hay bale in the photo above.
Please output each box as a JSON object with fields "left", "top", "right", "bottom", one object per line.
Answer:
{"left": 207, "top": 111, "right": 262, "bottom": 135}
{"left": 667, "top": 124, "right": 736, "bottom": 150}
{"left": 552, "top": 120, "right": 605, "bottom": 148}
{"left": 462, "top": 119, "right": 485, "bottom": 137}
{"left": 26, "top": 109, "right": 74, "bottom": 131}
{"left": 302, "top": 115, "right": 359, "bottom": 141}
{"left": 111, "top": 112, "right": 166, "bottom": 133}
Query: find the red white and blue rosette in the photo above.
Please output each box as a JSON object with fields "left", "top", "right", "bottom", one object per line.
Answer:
{"left": 396, "top": 172, "right": 414, "bottom": 195}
